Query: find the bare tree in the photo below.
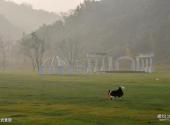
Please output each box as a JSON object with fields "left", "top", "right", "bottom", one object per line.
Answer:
{"left": 58, "top": 39, "right": 82, "bottom": 67}
{"left": 20, "top": 32, "right": 45, "bottom": 71}
{"left": 0, "top": 37, "right": 9, "bottom": 70}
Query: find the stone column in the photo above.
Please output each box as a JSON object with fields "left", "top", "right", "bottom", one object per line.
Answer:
{"left": 94, "top": 58, "right": 98, "bottom": 72}
{"left": 145, "top": 58, "right": 149, "bottom": 72}
{"left": 149, "top": 57, "right": 153, "bottom": 73}
{"left": 115, "top": 61, "right": 119, "bottom": 71}
{"left": 101, "top": 56, "right": 105, "bottom": 71}
{"left": 87, "top": 57, "right": 91, "bottom": 73}
{"left": 108, "top": 56, "right": 113, "bottom": 71}
{"left": 141, "top": 58, "right": 145, "bottom": 71}
{"left": 136, "top": 57, "right": 140, "bottom": 71}
{"left": 132, "top": 60, "right": 136, "bottom": 71}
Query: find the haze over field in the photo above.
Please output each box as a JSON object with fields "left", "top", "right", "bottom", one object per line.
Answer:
{"left": 1, "top": 1, "right": 170, "bottom": 125}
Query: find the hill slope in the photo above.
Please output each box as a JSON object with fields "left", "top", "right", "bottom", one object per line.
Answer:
{"left": 0, "top": 0, "right": 60, "bottom": 33}
{"left": 0, "top": 14, "right": 22, "bottom": 40}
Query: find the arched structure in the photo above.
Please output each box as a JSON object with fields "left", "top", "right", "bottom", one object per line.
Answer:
{"left": 39, "top": 53, "right": 154, "bottom": 75}
{"left": 86, "top": 53, "right": 154, "bottom": 73}
{"left": 39, "top": 56, "right": 87, "bottom": 75}
{"left": 115, "top": 56, "right": 136, "bottom": 71}
{"left": 86, "top": 53, "right": 113, "bottom": 73}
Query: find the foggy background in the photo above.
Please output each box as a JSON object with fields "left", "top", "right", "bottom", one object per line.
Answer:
{"left": 0, "top": 0, "right": 170, "bottom": 71}
{"left": 7, "top": 0, "right": 84, "bottom": 13}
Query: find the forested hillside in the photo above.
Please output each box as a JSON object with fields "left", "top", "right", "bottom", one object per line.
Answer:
{"left": 31, "top": 0, "right": 170, "bottom": 64}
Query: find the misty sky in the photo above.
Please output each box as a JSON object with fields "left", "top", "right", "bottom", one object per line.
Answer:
{"left": 7, "top": 0, "right": 85, "bottom": 13}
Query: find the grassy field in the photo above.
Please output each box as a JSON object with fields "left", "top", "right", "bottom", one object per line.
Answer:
{"left": 0, "top": 72, "right": 170, "bottom": 125}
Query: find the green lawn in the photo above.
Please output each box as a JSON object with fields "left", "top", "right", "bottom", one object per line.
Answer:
{"left": 0, "top": 72, "right": 170, "bottom": 125}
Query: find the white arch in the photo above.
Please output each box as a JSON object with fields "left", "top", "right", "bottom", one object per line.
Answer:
{"left": 115, "top": 56, "right": 135, "bottom": 71}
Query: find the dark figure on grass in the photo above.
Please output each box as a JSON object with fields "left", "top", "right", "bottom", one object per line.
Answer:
{"left": 108, "top": 86, "right": 125, "bottom": 100}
